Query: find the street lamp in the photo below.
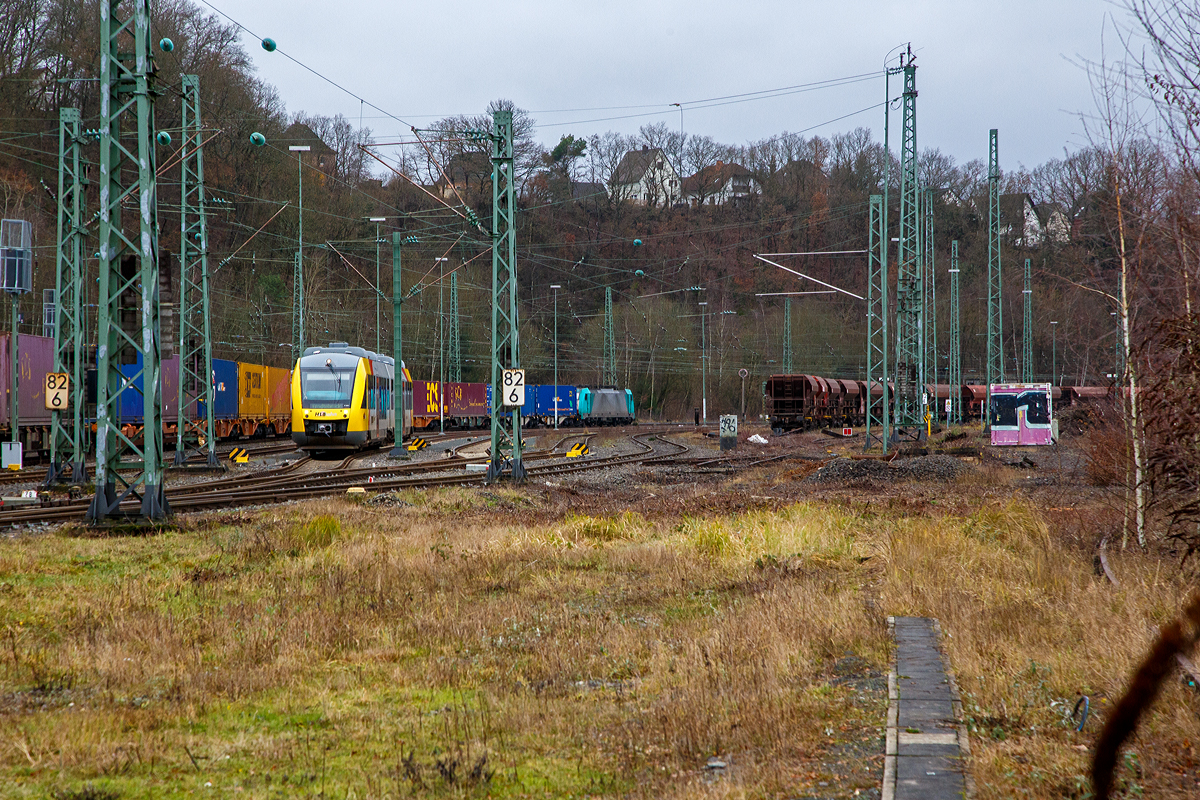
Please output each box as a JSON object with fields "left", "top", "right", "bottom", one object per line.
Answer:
{"left": 1050, "top": 321, "right": 1058, "bottom": 386}
{"left": 436, "top": 256, "right": 449, "bottom": 434}
{"left": 1110, "top": 311, "right": 1119, "bottom": 381}
{"left": 369, "top": 217, "right": 386, "bottom": 353}
{"left": 550, "top": 284, "right": 561, "bottom": 429}
{"left": 699, "top": 301, "right": 708, "bottom": 423}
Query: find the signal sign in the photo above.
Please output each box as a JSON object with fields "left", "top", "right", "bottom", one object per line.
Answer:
{"left": 502, "top": 369, "right": 525, "bottom": 407}
{"left": 45, "top": 373, "right": 69, "bottom": 410}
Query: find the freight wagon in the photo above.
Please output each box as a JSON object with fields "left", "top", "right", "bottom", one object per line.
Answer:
{"left": 765, "top": 373, "right": 1112, "bottom": 433}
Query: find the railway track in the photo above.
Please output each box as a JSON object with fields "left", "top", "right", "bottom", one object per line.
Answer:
{"left": 0, "top": 423, "right": 704, "bottom": 489}
{"left": 0, "top": 432, "right": 685, "bottom": 528}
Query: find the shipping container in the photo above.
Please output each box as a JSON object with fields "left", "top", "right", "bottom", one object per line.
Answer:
{"left": 114, "top": 354, "right": 180, "bottom": 424}
{"left": 267, "top": 366, "right": 291, "bottom": 433}
{"left": 199, "top": 358, "right": 240, "bottom": 438}
{"left": 443, "top": 381, "right": 488, "bottom": 419}
{"left": 533, "top": 384, "right": 577, "bottom": 423}
{"left": 0, "top": 332, "right": 54, "bottom": 428}
{"left": 411, "top": 379, "right": 441, "bottom": 417}
{"left": 238, "top": 362, "right": 269, "bottom": 424}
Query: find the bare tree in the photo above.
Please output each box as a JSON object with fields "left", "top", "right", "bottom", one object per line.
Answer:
{"left": 586, "top": 130, "right": 635, "bottom": 206}
{"left": 1083, "top": 47, "right": 1161, "bottom": 548}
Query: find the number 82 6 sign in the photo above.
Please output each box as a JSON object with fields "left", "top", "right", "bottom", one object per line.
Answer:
{"left": 45, "top": 373, "right": 69, "bottom": 410}
{"left": 501, "top": 369, "right": 525, "bottom": 407}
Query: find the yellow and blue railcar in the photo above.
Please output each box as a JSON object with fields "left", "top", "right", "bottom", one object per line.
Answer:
{"left": 290, "top": 343, "right": 399, "bottom": 451}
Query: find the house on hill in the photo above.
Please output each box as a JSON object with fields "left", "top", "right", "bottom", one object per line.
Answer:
{"left": 609, "top": 146, "right": 681, "bottom": 206}
{"left": 998, "top": 193, "right": 1044, "bottom": 248}
{"left": 282, "top": 122, "right": 336, "bottom": 181}
{"left": 1036, "top": 202, "right": 1071, "bottom": 246}
{"left": 682, "top": 161, "right": 758, "bottom": 206}
{"left": 432, "top": 150, "right": 492, "bottom": 201}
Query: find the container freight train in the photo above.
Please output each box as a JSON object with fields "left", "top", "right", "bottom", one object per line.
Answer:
{"left": 0, "top": 332, "right": 294, "bottom": 458}
{"left": 763, "top": 373, "right": 1112, "bottom": 433}
{"left": 409, "top": 381, "right": 634, "bottom": 429}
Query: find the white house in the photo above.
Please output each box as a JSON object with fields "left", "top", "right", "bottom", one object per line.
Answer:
{"left": 609, "top": 147, "right": 681, "bottom": 206}
{"left": 682, "top": 161, "right": 759, "bottom": 206}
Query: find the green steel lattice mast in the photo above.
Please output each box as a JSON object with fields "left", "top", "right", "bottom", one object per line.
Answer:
{"left": 783, "top": 297, "right": 793, "bottom": 374}
{"left": 486, "top": 110, "right": 525, "bottom": 483}
{"left": 173, "top": 74, "right": 218, "bottom": 468}
{"left": 88, "top": 0, "right": 168, "bottom": 523}
{"left": 449, "top": 270, "right": 461, "bottom": 382}
{"left": 865, "top": 194, "right": 889, "bottom": 452}
{"left": 986, "top": 128, "right": 1004, "bottom": 428}
{"left": 603, "top": 286, "right": 615, "bottom": 385}
{"left": 49, "top": 107, "right": 87, "bottom": 485}
{"left": 893, "top": 49, "right": 925, "bottom": 433}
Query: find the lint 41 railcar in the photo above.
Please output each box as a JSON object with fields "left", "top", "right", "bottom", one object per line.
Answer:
{"left": 290, "top": 343, "right": 398, "bottom": 451}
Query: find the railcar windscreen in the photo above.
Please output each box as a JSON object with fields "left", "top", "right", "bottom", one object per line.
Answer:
{"left": 301, "top": 368, "right": 357, "bottom": 408}
{"left": 1018, "top": 391, "right": 1050, "bottom": 425}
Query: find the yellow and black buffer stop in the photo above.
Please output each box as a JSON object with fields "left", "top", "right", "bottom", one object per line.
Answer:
{"left": 407, "top": 437, "right": 429, "bottom": 451}
{"left": 565, "top": 443, "right": 590, "bottom": 458}
{"left": 228, "top": 447, "right": 250, "bottom": 463}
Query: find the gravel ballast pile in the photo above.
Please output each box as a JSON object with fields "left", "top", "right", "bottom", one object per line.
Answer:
{"left": 806, "top": 458, "right": 894, "bottom": 485}
{"left": 806, "top": 454, "right": 972, "bottom": 485}
{"left": 891, "top": 454, "right": 970, "bottom": 482}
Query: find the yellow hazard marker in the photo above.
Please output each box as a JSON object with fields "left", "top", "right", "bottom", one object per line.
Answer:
{"left": 565, "top": 442, "right": 590, "bottom": 458}
{"left": 228, "top": 447, "right": 250, "bottom": 463}
{"left": 406, "top": 437, "right": 429, "bottom": 451}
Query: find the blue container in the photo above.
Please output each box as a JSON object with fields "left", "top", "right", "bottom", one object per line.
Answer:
{"left": 520, "top": 384, "right": 538, "bottom": 417}
{"left": 199, "top": 358, "right": 239, "bottom": 420}
{"left": 535, "top": 385, "right": 576, "bottom": 420}
{"left": 112, "top": 353, "right": 180, "bottom": 424}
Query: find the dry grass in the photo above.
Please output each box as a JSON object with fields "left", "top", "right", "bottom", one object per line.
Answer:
{"left": 2, "top": 482, "right": 1197, "bottom": 798}
{"left": 0, "top": 492, "right": 887, "bottom": 799}
{"left": 882, "top": 500, "right": 1200, "bottom": 798}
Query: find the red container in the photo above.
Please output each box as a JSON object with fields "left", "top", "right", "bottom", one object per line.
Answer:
{"left": 411, "top": 380, "right": 441, "bottom": 417}
{"left": 444, "top": 382, "right": 488, "bottom": 417}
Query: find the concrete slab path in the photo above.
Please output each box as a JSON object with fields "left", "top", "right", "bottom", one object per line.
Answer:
{"left": 882, "top": 616, "right": 971, "bottom": 800}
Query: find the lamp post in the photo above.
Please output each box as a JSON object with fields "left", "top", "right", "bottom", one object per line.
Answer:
{"left": 436, "top": 256, "right": 448, "bottom": 434}
{"left": 551, "top": 284, "right": 561, "bottom": 429}
{"left": 699, "top": 301, "right": 707, "bottom": 424}
{"left": 1050, "top": 321, "right": 1058, "bottom": 386}
{"left": 1111, "top": 311, "right": 1119, "bottom": 381}
{"left": 369, "top": 217, "right": 386, "bottom": 353}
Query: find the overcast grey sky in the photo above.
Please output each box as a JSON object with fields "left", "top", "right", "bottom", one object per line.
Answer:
{"left": 208, "top": 0, "right": 1122, "bottom": 171}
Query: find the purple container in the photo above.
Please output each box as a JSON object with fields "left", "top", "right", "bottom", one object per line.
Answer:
{"left": 0, "top": 333, "right": 55, "bottom": 427}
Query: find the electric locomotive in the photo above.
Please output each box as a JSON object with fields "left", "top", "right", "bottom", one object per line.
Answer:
{"left": 291, "top": 343, "right": 400, "bottom": 451}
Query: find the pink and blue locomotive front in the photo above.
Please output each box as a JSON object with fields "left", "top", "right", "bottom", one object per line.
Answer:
{"left": 988, "top": 384, "right": 1054, "bottom": 446}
